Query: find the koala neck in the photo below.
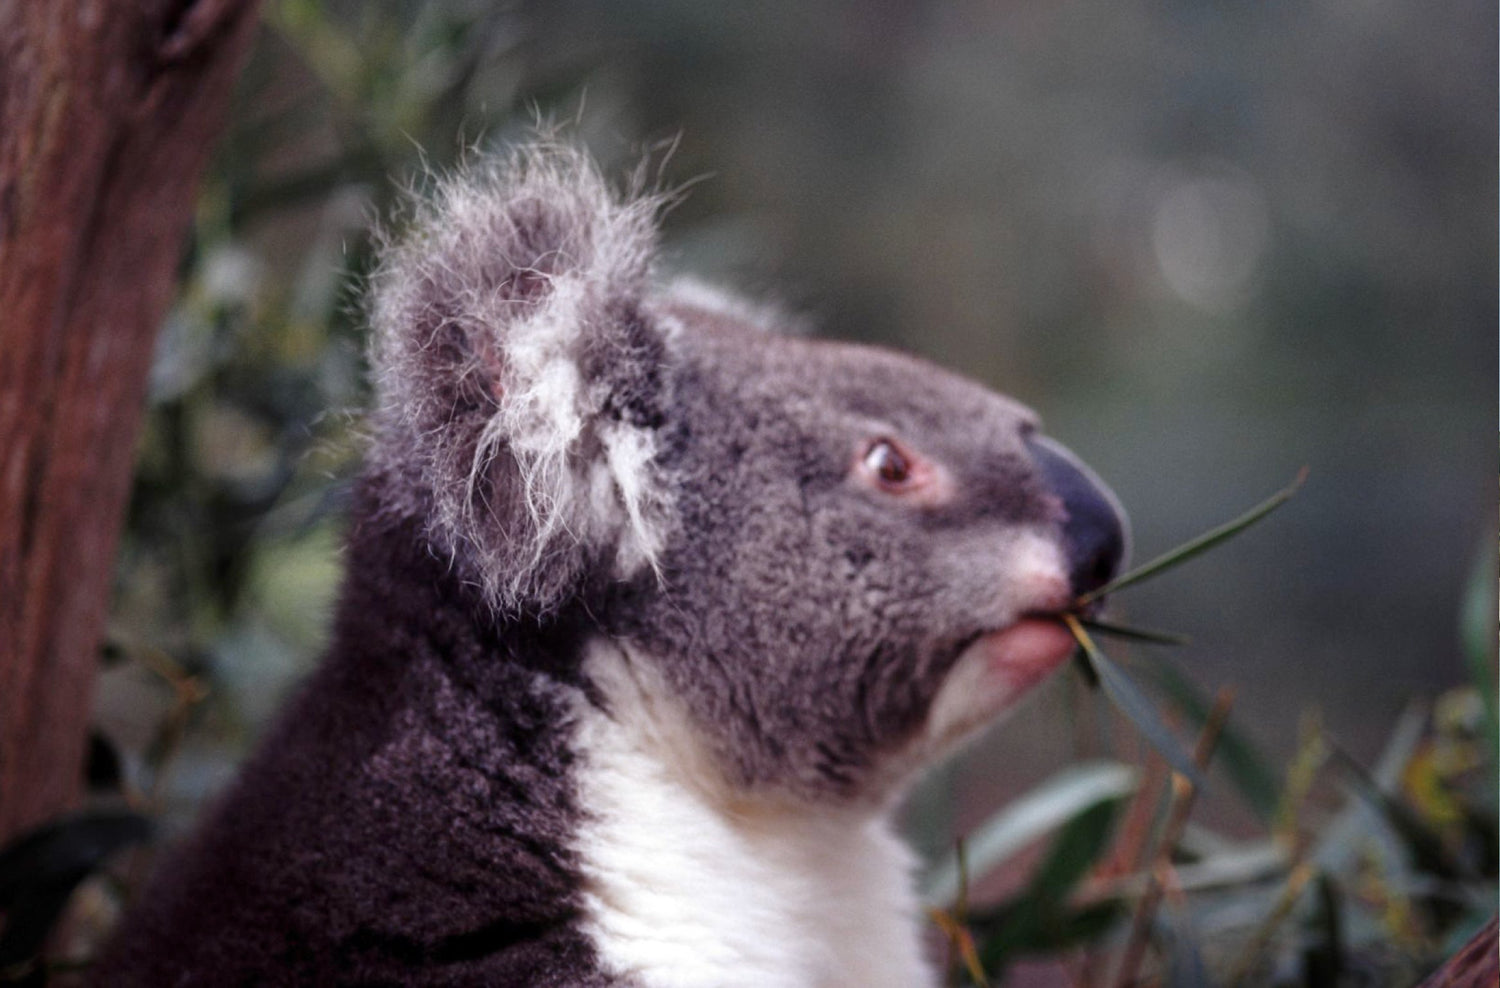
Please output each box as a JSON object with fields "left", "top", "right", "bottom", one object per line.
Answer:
{"left": 570, "top": 638, "right": 933, "bottom": 988}
{"left": 337, "top": 470, "right": 600, "bottom": 690}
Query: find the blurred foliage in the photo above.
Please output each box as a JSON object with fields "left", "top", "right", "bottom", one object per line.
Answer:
{"left": 922, "top": 505, "right": 1497, "bottom": 985}
{"left": 928, "top": 654, "right": 1497, "bottom": 986}
{"left": 3, "top": 0, "right": 1493, "bottom": 983}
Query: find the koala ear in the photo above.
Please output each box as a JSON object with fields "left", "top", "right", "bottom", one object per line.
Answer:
{"left": 369, "top": 142, "right": 675, "bottom": 616}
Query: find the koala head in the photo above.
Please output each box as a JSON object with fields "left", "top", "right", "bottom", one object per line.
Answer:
{"left": 369, "top": 142, "right": 1127, "bottom": 807}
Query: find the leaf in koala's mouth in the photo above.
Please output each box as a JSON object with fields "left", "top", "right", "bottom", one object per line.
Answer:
{"left": 1074, "top": 468, "right": 1307, "bottom": 607}
{"left": 1056, "top": 471, "right": 1307, "bottom": 789}
{"left": 1064, "top": 615, "right": 1204, "bottom": 788}
{"left": 1075, "top": 617, "right": 1189, "bottom": 647}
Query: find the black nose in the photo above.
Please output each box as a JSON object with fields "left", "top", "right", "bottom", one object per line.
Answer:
{"left": 1025, "top": 436, "right": 1129, "bottom": 601}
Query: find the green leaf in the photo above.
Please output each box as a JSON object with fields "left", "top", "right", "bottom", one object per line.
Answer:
{"left": 1152, "top": 841, "right": 1287, "bottom": 894}
{"left": 1067, "top": 617, "right": 1205, "bottom": 788}
{"left": 971, "top": 897, "right": 1126, "bottom": 961}
{"left": 1460, "top": 539, "right": 1499, "bottom": 784}
{"left": 970, "top": 800, "right": 1127, "bottom": 973}
{"left": 1055, "top": 899, "right": 1126, "bottom": 945}
{"left": 1077, "top": 468, "right": 1307, "bottom": 606}
{"left": 1071, "top": 646, "right": 1099, "bottom": 687}
{"left": 1079, "top": 616, "right": 1190, "bottom": 647}
{"left": 1149, "top": 658, "right": 1279, "bottom": 822}
{"left": 925, "top": 761, "right": 1138, "bottom": 905}
{"left": 1312, "top": 703, "right": 1426, "bottom": 878}
{"left": 1122, "top": 841, "right": 1286, "bottom": 896}
{"left": 1330, "top": 747, "right": 1462, "bottom": 880}
{"left": 1028, "top": 798, "right": 1122, "bottom": 906}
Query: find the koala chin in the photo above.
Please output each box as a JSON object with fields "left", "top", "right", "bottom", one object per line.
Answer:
{"left": 99, "top": 142, "right": 1128, "bottom": 987}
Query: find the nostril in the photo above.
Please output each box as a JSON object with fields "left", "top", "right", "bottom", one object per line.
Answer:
{"left": 1023, "top": 435, "right": 1129, "bottom": 602}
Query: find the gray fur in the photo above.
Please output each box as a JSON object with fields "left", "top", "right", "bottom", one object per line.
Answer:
{"left": 601, "top": 298, "right": 1063, "bottom": 802}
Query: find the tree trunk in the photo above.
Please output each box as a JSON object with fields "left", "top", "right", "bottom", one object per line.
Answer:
{"left": 1416, "top": 917, "right": 1498, "bottom": 988}
{"left": 0, "top": 0, "right": 262, "bottom": 842}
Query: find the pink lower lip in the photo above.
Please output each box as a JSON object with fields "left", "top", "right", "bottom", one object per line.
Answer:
{"left": 979, "top": 617, "right": 1077, "bottom": 685}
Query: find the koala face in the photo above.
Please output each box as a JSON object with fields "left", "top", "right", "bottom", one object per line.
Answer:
{"left": 601, "top": 296, "right": 1125, "bottom": 803}
{"left": 370, "top": 142, "right": 1125, "bottom": 808}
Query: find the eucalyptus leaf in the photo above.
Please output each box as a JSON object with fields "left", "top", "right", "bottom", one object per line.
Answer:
{"left": 1027, "top": 798, "right": 1122, "bottom": 906}
{"left": 970, "top": 897, "right": 1125, "bottom": 970}
{"left": 1078, "top": 616, "right": 1190, "bottom": 647}
{"left": 968, "top": 801, "right": 1129, "bottom": 975}
{"left": 1066, "top": 616, "right": 1205, "bottom": 788}
{"left": 1330, "top": 747, "right": 1460, "bottom": 880}
{"left": 1115, "top": 842, "right": 1287, "bottom": 896}
{"left": 1149, "top": 658, "right": 1279, "bottom": 822}
{"left": 1071, "top": 646, "right": 1098, "bottom": 687}
{"left": 1310, "top": 703, "right": 1427, "bottom": 879}
{"left": 924, "top": 761, "right": 1138, "bottom": 906}
{"left": 1077, "top": 469, "right": 1306, "bottom": 606}
{"left": 1459, "top": 541, "right": 1498, "bottom": 780}
{"left": 1372, "top": 701, "right": 1429, "bottom": 792}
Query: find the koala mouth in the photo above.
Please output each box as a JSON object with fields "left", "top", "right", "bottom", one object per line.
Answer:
{"left": 945, "top": 610, "right": 1076, "bottom": 685}
{"left": 976, "top": 616, "right": 1076, "bottom": 684}
{"left": 922, "top": 616, "right": 1079, "bottom": 752}
{"left": 987, "top": 587, "right": 1113, "bottom": 677}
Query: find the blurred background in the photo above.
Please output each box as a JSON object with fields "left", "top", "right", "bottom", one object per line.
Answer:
{"left": 96, "top": 0, "right": 1493, "bottom": 915}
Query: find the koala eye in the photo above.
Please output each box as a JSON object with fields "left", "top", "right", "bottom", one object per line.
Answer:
{"left": 861, "top": 438, "right": 915, "bottom": 490}
{"left": 856, "top": 437, "right": 950, "bottom": 503}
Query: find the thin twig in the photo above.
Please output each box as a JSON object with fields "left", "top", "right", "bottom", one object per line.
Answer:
{"left": 1224, "top": 862, "right": 1316, "bottom": 987}
{"left": 118, "top": 640, "right": 210, "bottom": 903}
{"left": 1107, "top": 751, "right": 1169, "bottom": 879}
{"left": 928, "top": 909, "right": 988, "bottom": 988}
{"left": 1275, "top": 711, "right": 1329, "bottom": 848}
{"left": 931, "top": 839, "right": 989, "bottom": 988}
{"left": 1110, "top": 688, "right": 1235, "bottom": 988}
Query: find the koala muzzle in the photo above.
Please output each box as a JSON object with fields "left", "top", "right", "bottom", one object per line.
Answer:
{"left": 1025, "top": 436, "right": 1129, "bottom": 603}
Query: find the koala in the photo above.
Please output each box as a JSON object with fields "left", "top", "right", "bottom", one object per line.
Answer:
{"left": 100, "top": 141, "right": 1127, "bottom": 987}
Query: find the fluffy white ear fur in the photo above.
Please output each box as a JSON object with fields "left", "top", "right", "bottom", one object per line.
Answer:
{"left": 369, "top": 142, "right": 675, "bottom": 614}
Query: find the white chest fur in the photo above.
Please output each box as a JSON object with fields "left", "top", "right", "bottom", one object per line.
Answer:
{"left": 571, "top": 641, "right": 933, "bottom": 988}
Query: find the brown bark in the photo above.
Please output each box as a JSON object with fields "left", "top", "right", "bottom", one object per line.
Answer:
{"left": 1416, "top": 917, "right": 1498, "bottom": 988}
{"left": 0, "top": 0, "right": 262, "bottom": 842}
